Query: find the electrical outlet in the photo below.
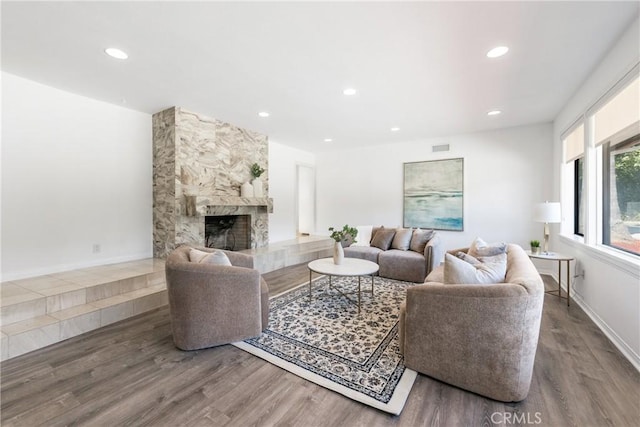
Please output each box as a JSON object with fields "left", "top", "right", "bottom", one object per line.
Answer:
{"left": 92, "top": 244, "right": 101, "bottom": 254}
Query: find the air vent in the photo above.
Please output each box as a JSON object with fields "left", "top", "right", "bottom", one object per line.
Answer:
{"left": 432, "top": 144, "right": 450, "bottom": 152}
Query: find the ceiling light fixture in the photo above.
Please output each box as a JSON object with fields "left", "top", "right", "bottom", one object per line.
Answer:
{"left": 324, "top": 138, "right": 333, "bottom": 142}
{"left": 104, "top": 47, "right": 128, "bottom": 60}
{"left": 486, "top": 46, "right": 509, "bottom": 58}
{"left": 343, "top": 88, "right": 357, "bottom": 96}
{"left": 258, "top": 111, "right": 270, "bottom": 118}
{"left": 487, "top": 110, "right": 502, "bottom": 116}
{"left": 390, "top": 127, "right": 400, "bottom": 132}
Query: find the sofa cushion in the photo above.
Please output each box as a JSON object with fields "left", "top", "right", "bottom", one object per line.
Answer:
{"left": 379, "top": 249, "right": 427, "bottom": 282}
{"left": 409, "top": 228, "right": 435, "bottom": 253}
{"left": 444, "top": 252, "right": 507, "bottom": 284}
{"left": 188, "top": 248, "right": 210, "bottom": 263}
{"left": 468, "top": 237, "right": 507, "bottom": 258}
{"left": 371, "top": 228, "right": 396, "bottom": 250}
{"left": 458, "top": 251, "right": 509, "bottom": 266}
{"left": 391, "top": 228, "right": 413, "bottom": 250}
{"left": 343, "top": 246, "right": 383, "bottom": 263}
{"left": 189, "top": 248, "right": 232, "bottom": 266}
{"left": 371, "top": 226, "right": 384, "bottom": 243}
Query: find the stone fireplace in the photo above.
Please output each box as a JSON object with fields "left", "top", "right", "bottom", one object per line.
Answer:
{"left": 152, "top": 107, "right": 273, "bottom": 257}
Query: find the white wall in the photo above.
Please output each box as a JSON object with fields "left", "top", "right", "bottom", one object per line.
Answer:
{"left": 1, "top": 72, "right": 153, "bottom": 280}
{"left": 315, "top": 123, "right": 553, "bottom": 250}
{"left": 552, "top": 18, "right": 640, "bottom": 369}
{"left": 268, "top": 140, "right": 315, "bottom": 242}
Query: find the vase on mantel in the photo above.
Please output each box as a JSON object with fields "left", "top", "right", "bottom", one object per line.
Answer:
{"left": 252, "top": 178, "right": 264, "bottom": 198}
{"left": 333, "top": 241, "right": 344, "bottom": 265}
{"left": 241, "top": 182, "right": 254, "bottom": 198}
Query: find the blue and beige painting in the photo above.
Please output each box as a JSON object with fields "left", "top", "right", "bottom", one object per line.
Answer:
{"left": 403, "top": 158, "right": 463, "bottom": 231}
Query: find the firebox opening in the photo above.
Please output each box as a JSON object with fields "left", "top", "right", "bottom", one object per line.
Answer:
{"left": 205, "top": 215, "right": 251, "bottom": 251}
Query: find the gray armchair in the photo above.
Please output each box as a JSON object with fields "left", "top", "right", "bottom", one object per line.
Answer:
{"left": 165, "top": 246, "right": 269, "bottom": 351}
{"left": 399, "top": 244, "right": 544, "bottom": 401}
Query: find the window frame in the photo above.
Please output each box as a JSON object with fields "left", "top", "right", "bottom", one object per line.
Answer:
{"left": 573, "top": 156, "right": 584, "bottom": 237}
{"left": 562, "top": 119, "right": 585, "bottom": 239}
{"left": 602, "top": 133, "right": 640, "bottom": 256}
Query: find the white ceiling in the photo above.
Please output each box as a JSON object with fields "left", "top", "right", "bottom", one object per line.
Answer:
{"left": 2, "top": 1, "right": 638, "bottom": 152}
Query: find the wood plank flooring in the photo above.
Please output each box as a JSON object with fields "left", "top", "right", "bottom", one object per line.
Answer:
{"left": 1, "top": 264, "right": 638, "bottom": 426}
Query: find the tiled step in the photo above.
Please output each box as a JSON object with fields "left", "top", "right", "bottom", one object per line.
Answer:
{"left": 247, "top": 235, "right": 333, "bottom": 273}
{"left": 1, "top": 238, "right": 332, "bottom": 361}
{"left": 0, "top": 259, "right": 167, "bottom": 361}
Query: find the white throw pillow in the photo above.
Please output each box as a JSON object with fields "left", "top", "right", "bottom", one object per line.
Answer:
{"left": 468, "top": 237, "right": 507, "bottom": 258}
{"left": 351, "top": 225, "right": 373, "bottom": 247}
{"left": 455, "top": 251, "right": 481, "bottom": 265}
{"left": 189, "top": 248, "right": 232, "bottom": 266}
{"left": 444, "top": 252, "right": 507, "bottom": 284}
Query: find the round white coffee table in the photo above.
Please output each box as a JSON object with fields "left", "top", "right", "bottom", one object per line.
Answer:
{"left": 307, "top": 257, "right": 379, "bottom": 313}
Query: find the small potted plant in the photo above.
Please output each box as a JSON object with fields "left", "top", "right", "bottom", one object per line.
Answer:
{"left": 250, "top": 163, "right": 266, "bottom": 197}
{"left": 530, "top": 240, "right": 541, "bottom": 255}
{"left": 328, "top": 225, "right": 358, "bottom": 264}
{"left": 250, "top": 163, "right": 265, "bottom": 179}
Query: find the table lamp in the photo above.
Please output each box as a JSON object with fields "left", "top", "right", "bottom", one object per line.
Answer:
{"left": 533, "top": 202, "right": 561, "bottom": 254}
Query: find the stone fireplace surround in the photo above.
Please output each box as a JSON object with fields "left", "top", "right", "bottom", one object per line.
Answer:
{"left": 152, "top": 107, "right": 272, "bottom": 258}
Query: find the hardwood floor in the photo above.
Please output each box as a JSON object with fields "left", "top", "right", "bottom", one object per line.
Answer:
{"left": 1, "top": 265, "right": 638, "bottom": 426}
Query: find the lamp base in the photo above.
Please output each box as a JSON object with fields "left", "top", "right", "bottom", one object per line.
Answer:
{"left": 543, "top": 223, "right": 550, "bottom": 254}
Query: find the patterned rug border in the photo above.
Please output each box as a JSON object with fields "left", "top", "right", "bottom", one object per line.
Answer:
{"left": 232, "top": 275, "right": 417, "bottom": 415}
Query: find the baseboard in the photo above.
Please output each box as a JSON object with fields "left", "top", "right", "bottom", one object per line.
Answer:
{"left": 1, "top": 251, "right": 154, "bottom": 282}
{"left": 539, "top": 269, "right": 640, "bottom": 372}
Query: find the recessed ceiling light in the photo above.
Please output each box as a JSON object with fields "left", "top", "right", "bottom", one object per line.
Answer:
{"left": 486, "top": 46, "right": 509, "bottom": 58}
{"left": 104, "top": 47, "right": 128, "bottom": 60}
{"left": 487, "top": 110, "right": 502, "bottom": 116}
{"left": 390, "top": 127, "right": 400, "bottom": 132}
{"left": 324, "top": 138, "right": 333, "bottom": 142}
{"left": 343, "top": 88, "right": 357, "bottom": 96}
{"left": 487, "top": 46, "right": 509, "bottom": 58}
{"left": 258, "top": 111, "right": 270, "bottom": 118}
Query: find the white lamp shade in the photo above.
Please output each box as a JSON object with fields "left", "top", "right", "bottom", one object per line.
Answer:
{"left": 533, "top": 202, "right": 561, "bottom": 223}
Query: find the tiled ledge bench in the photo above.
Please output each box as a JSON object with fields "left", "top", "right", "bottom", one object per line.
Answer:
{"left": 0, "top": 259, "right": 167, "bottom": 361}
{"left": 244, "top": 235, "right": 333, "bottom": 273}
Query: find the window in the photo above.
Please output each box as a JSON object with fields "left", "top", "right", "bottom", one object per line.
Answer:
{"left": 602, "top": 136, "right": 640, "bottom": 256}
{"left": 591, "top": 73, "right": 640, "bottom": 257}
{"left": 563, "top": 123, "right": 585, "bottom": 236}
{"left": 565, "top": 68, "right": 640, "bottom": 259}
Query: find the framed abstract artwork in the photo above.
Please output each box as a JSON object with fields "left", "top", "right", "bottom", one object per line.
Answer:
{"left": 403, "top": 158, "right": 464, "bottom": 231}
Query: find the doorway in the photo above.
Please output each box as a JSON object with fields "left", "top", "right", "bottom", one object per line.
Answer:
{"left": 296, "top": 164, "right": 315, "bottom": 235}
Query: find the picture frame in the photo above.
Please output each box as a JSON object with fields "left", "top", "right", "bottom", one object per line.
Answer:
{"left": 403, "top": 158, "right": 464, "bottom": 231}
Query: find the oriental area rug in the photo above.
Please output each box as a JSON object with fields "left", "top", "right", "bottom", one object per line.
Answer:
{"left": 232, "top": 275, "right": 418, "bottom": 415}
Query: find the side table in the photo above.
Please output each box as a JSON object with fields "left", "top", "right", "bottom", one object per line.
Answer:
{"left": 526, "top": 250, "right": 575, "bottom": 306}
